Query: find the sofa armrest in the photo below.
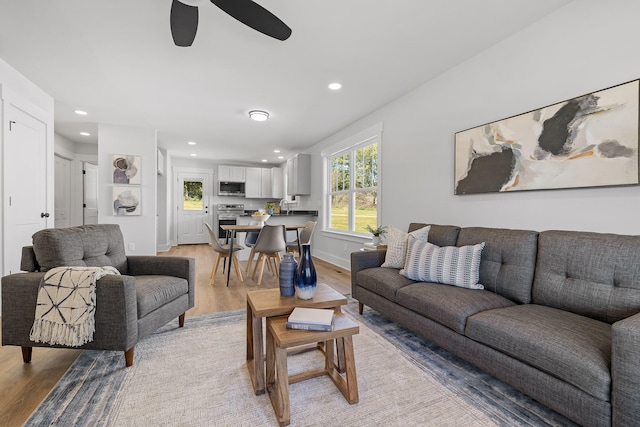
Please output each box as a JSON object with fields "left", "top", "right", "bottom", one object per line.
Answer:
{"left": 612, "top": 311, "right": 640, "bottom": 426}
{"left": 127, "top": 256, "right": 195, "bottom": 307}
{"left": 2, "top": 272, "right": 138, "bottom": 350}
{"left": 350, "top": 250, "right": 386, "bottom": 297}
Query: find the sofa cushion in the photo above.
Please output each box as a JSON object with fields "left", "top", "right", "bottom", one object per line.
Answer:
{"left": 31, "top": 224, "right": 128, "bottom": 273}
{"left": 466, "top": 304, "right": 611, "bottom": 402}
{"left": 381, "top": 225, "right": 430, "bottom": 269}
{"left": 402, "top": 237, "right": 485, "bottom": 289}
{"left": 356, "top": 267, "right": 416, "bottom": 302}
{"left": 396, "top": 283, "right": 515, "bottom": 334}
{"left": 533, "top": 230, "right": 640, "bottom": 324}
{"left": 135, "top": 275, "right": 189, "bottom": 318}
{"left": 456, "top": 227, "right": 538, "bottom": 304}
{"left": 408, "top": 223, "right": 460, "bottom": 247}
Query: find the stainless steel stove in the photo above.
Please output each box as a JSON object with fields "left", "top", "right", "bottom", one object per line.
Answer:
{"left": 215, "top": 204, "right": 245, "bottom": 240}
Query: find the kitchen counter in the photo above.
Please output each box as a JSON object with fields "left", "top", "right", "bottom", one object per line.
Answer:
{"left": 242, "top": 210, "right": 318, "bottom": 217}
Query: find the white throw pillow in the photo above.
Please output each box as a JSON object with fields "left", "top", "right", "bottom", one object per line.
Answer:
{"left": 381, "top": 225, "right": 430, "bottom": 269}
{"left": 401, "top": 236, "right": 485, "bottom": 289}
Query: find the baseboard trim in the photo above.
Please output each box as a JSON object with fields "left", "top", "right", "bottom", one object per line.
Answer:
{"left": 313, "top": 250, "right": 350, "bottom": 271}
{"left": 156, "top": 243, "right": 172, "bottom": 253}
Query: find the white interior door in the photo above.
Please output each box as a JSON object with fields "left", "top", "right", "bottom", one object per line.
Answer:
{"left": 3, "top": 104, "right": 48, "bottom": 274}
{"left": 177, "top": 171, "right": 210, "bottom": 244}
{"left": 83, "top": 162, "right": 98, "bottom": 224}
{"left": 54, "top": 155, "right": 71, "bottom": 228}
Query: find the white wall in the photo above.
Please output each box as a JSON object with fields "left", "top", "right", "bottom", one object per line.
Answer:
{"left": 309, "top": 1, "right": 640, "bottom": 269}
{"left": 98, "top": 124, "right": 157, "bottom": 255}
{"left": 157, "top": 148, "right": 170, "bottom": 251}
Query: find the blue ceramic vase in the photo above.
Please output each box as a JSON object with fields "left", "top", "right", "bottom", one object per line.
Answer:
{"left": 279, "top": 253, "right": 297, "bottom": 297}
{"left": 295, "top": 244, "right": 317, "bottom": 299}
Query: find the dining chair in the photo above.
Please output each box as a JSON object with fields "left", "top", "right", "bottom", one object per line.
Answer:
{"left": 251, "top": 224, "right": 286, "bottom": 286}
{"left": 286, "top": 221, "right": 317, "bottom": 256}
{"left": 204, "top": 223, "right": 244, "bottom": 285}
{"left": 244, "top": 220, "right": 261, "bottom": 274}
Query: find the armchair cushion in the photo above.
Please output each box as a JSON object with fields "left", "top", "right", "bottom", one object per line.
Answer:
{"left": 134, "top": 275, "right": 189, "bottom": 318}
{"left": 31, "top": 224, "right": 128, "bottom": 273}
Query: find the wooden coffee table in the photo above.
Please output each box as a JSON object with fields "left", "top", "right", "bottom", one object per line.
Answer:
{"left": 246, "top": 283, "right": 347, "bottom": 395}
{"left": 266, "top": 312, "right": 359, "bottom": 426}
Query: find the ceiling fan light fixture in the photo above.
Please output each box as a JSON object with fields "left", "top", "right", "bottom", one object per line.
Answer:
{"left": 249, "top": 110, "right": 269, "bottom": 121}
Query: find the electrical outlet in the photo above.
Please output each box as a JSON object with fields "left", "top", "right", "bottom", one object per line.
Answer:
{"left": 128, "top": 243, "right": 135, "bottom": 251}
{"left": 343, "top": 243, "right": 348, "bottom": 253}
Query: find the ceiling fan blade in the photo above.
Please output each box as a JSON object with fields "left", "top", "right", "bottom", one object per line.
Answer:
{"left": 171, "top": 0, "right": 199, "bottom": 47}
{"left": 211, "top": 0, "right": 292, "bottom": 41}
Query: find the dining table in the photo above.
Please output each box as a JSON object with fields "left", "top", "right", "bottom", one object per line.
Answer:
{"left": 220, "top": 223, "right": 305, "bottom": 286}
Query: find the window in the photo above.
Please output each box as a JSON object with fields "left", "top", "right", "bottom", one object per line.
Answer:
{"left": 183, "top": 180, "right": 203, "bottom": 210}
{"left": 325, "top": 125, "right": 381, "bottom": 236}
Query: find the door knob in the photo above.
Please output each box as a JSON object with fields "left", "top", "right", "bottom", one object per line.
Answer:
{"left": 40, "top": 212, "right": 50, "bottom": 218}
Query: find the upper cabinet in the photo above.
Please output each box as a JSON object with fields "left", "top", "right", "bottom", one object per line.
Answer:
{"left": 287, "top": 153, "right": 311, "bottom": 195}
{"left": 246, "top": 167, "right": 283, "bottom": 199}
{"left": 245, "top": 167, "right": 265, "bottom": 198}
{"left": 219, "top": 164, "right": 284, "bottom": 198}
{"left": 218, "top": 165, "right": 245, "bottom": 182}
{"left": 271, "top": 167, "right": 284, "bottom": 199}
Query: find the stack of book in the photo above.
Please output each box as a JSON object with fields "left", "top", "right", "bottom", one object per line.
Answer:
{"left": 286, "top": 307, "right": 335, "bottom": 332}
{"left": 363, "top": 243, "right": 387, "bottom": 251}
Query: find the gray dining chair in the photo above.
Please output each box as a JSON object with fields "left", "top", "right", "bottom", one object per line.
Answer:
{"left": 205, "top": 223, "right": 244, "bottom": 285}
{"left": 251, "top": 224, "right": 286, "bottom": 286}
{"left": 286, "top": 221, "right": 317, "bottom": 256}
{"left": 244, "top": 220, "right": 261, "bottom": 274}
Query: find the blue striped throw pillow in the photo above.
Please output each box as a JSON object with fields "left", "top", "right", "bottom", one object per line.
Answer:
{"left": 401, "top": 236, "right": 485, "bottom": 289}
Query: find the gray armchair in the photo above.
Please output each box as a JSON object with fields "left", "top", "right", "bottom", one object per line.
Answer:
{"left": 1, "top": 224, "right": 195, "bottom": 367}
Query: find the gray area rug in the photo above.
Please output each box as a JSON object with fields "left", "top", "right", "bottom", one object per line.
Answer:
{"left": 25, "top": 301, "right": 576, "bottom": 426}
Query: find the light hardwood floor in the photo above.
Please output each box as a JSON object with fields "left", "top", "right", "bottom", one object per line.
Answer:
{"left": 0, "top": 244, "right": 351, "bottom": 427}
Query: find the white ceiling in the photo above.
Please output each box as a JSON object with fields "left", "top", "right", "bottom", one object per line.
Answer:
{"left": 0, "top": 0, "right": 571, "bottom": 164}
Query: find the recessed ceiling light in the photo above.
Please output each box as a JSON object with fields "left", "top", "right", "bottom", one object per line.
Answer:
{"left": 80, "top": 132, "right": 91, "bottom": 136}
{"left": 188, "top": 141, "right": 197, "bottom": 145}
{"left": 278, "top": 156, "right": 284, "bottom": 159}
{"left": 74, "top": 110, "right": 88, "bottom": 116}
{"left": 261, "top": 159, "right": 267, "bottom": 162}
{"left": 274, "top": 149, "right": 280, "bottom": 153}
{"left": 328, "top": 82, "right": 342, "bottom": 90}
{"left": 249, "top": 110, "right": 269, "bottom": 121}
{"left": 190, "top": 153, "right": 197, "bottom": 157}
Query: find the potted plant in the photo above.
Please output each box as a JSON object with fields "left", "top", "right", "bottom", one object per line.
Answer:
{"left": 265, "top": 202, "right": 276, "bottom": 215}
{"left": 365, "top": 224, "right": 387, "bottom": 246}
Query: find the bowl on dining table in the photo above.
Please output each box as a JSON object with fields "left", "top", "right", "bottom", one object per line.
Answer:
{"left": 252, "top": 213, "right": 271, "bottom": 223}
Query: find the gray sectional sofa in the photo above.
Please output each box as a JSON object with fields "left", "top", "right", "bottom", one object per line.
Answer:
{"left": 351, "top": 223, "right": 640, "bottom": 427}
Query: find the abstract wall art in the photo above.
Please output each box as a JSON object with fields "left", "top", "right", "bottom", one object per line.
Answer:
{"left": 113, "top": 155, "right": 141, "bottom": 185}
{"left": 113, "top": 187, "right": 141, "bottom": 216}
{"left": 454, "top": 80, "right": 639, "bottom": 195}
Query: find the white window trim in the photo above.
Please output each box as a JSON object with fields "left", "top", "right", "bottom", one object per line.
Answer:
{"left": 322, "top": 123, "right": 383, "bottom": 239}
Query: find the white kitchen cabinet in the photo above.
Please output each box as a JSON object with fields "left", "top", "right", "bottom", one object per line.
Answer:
{"left": 245, "top": 167, "right": 262, "bottom": 198}
{"left": 218, "top": 165, "right": 245, "bottom": 182}
{"left": 245, "top": 167, "right": 276, "bottom": 198}
{"left": 261, "top": 168, "right": 272, "bottom": 198}
{"left": 286, "top": 153, "right": 311, "bottom": 195}
{"left": 271, "top": 167, "right": 284, "bottom": 199}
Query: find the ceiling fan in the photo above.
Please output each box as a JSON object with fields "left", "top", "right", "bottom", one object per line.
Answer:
{"left": 170, "top": 0, "right": 292, "bottom": 47}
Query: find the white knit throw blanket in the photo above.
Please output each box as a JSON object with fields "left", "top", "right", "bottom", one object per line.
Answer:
{"left": 30, "top": 266, "right": 120, "bottom": 347}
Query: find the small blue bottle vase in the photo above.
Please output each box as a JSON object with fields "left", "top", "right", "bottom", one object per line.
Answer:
{"left": 295, "top": 243, "right": 317, "bottom": 300}
{"left": 279, "top": 253, "right": 297, "bottom": 297}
